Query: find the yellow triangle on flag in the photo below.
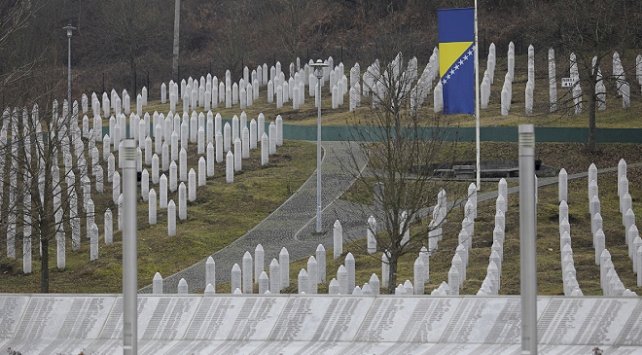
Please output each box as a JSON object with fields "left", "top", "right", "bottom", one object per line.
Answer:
{"left": 439, "top": 41, "right": 473, "bottom": 77}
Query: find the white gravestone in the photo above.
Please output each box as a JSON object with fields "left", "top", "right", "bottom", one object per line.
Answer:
{"left": 178, "top": 182, "right": 187, "bottom": 220}
{"left": 298, "top": 269, "right": 309, "bottom": 294}
{"left": 307, "top": 257, "right": 318, "bottom": 294}
{"left": 337, "top": 265, "right": 349, "bottom": 294}
{"left": 198, "top": 157, "right": 206, "bottom": 187}
{"left": 260, "top": 133, "right": 269, "bottom": 166}
{"left": 345, "top": 253, "right": 356, "bottom": 292}
{"left": 206, "top": 142, "right": 215, "bottom": 177}
{"left": 178, "top": 278, "right": 188, "bottom": 294}
{"left": 188, "top": 169, "right": 196, "bottom": 202}
{"left": 333, "top": 220, "right": 343, "bottom": 259}
{"left": 169, "top": 161, "right": 178, "bottom": 192}
{"left": 231, "top": 263, "right": 241, "bottom": 292}
{"left": 149, "top": 189, "right": 157, "bottom": 225}
{"left": 242, "top": 251, "right": 253, "bottom": 294}
{"left": 104, "top": 208, "right": 113, "bottom": 245}
{"left": 226, "top": 151, "right": 234, "bottom": 183}
{"left": 89, "top": 223, "right": 99, "bottom": 261}
{"left": 141, "top": 169, "right": 149, "bottom": 201}
{"left": 153, "top": 272, "right": 163, "bottom": 294}
{"left": 179, "top": 147, "right": 188, "bottom": 181}
{"left": 242, "top": 127, "right": 250, "bottom": 159}
{"left": 255, "top": 244, "right": 265, "bottom": 284}
{"left": 269, "top": 259, "right": 280, "bottom": 294}
{"left": 234, "top": 138, "right": 242, "bottom": 171}
{"left": 167, "top": 200, "right": 176, "bottom": 237}
{"left": 159, "top": 174, "right": 168, "bottom": 208}
{"left": 258, "top": 271, "right": 269, "bottom": 294}
{"left": 316, "top": 244, "right": 326, "bottom": 282}
{"left": 205, "top": 256, "right": 216, "bottom": 291}
{"left": 280, "top": 247, "right": 290, "bottom": 288}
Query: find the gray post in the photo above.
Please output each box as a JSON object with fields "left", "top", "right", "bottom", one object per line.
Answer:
{"left": 120, "top": 140, "right": 138, "bottom": 354}
{"left": 310, "top": 60, "right": 327, "bottom": 234}
{"left": 316, "top": 72, "right": 322, "bottom": 233}
{"left": 63, "top": 24, "right": 76, "bottom": 114}
{"left": 518, "top": 124, "right": 537, "bottom": 355}
{"left": 172, "top": 0, "right": 181, "bottom": 81}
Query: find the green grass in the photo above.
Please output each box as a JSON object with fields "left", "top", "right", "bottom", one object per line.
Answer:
{"left": 0, "top": 141, "right": 316, "bottom": 293}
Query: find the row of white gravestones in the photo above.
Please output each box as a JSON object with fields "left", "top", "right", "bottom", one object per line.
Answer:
{"left": 558, "top": 164, "right": 586, "bottom": 297}
{"left": 103, "top": 109, "right": 283, "bottom": 167}
{"left": 428, "top": 189, "right": 449, "bottom": 252}
{"left": 616, "top": 159, "right": 642, "bottom": 288}
{"left": 149, "top": 125, "right": 281, "bottom": 237}
{"left": 0, "top": 104, "right": 123, "bottom": 273}
{"left": 151, "top": 239, "right": 507, "bottom": 297}
{"left": 443, "top": 185, "right": 477, "bottom": 295}
{"left": 524, "top": 44, "right": 535, "bottom": 115}
{"left": 561, "top": 161, "right": 639, "bottom": 296}
{"left": 105, "top": 49, "right": 641, "bottom": 120}
{"left": 8, "top": 101, "right": 248, "bottom": 267}
{"left": 600, "top": 249, "right": 637, "bottom": 296}
{"left": 104, "top": 108, "right": 283, "bottom": 235}
{"left": 160, "top": 57, "right": 346, "bottom": 111}
{"left": 477, "top": 180, "right": 508, "bottom": 295}
{"left": 558, "top": 203, "right": 583, "bottom": 296}
{"left": 84, "top": 87, "right": 149, "bottom": 119}
{"left": 480, "top": 45, "right": 640, "bottom": 116}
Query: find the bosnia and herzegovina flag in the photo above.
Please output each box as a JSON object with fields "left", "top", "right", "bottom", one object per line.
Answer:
{"left": 437, "top": 8, "right": 475, "bottom": 115}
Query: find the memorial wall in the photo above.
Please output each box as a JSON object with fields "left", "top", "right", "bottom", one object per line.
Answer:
{"left": 0, "top": 294, "right": 640, "bottom": 354}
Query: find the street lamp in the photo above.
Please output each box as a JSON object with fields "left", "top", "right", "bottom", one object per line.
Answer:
{"left": 310, "top": 59, "right": 328, "bottom": 234}
{"left": 63, "top": 23, "right": 76, "bottom": 117}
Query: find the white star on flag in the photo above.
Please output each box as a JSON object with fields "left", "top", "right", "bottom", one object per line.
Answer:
{"left": 440, "top": 45, "right": 475, "bottom": 85}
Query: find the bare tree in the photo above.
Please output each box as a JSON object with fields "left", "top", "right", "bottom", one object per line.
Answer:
{"left": 1, "top": 1, "right": 98, "bottom": 293}
{"left": 343, "top": 53, "right": 465, "bottom": 293}
{"left": 549, "top": 0, "right": 642, "bottom": 152}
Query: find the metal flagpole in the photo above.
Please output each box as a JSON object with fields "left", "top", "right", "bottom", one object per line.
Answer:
{"left": 474, "top": 0, "right": 481, "bottom": 190}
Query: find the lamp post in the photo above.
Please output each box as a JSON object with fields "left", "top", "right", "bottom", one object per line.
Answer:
{"left": 310, "top": 59, "right": 328, "bottom": 234}
{"left": 63, "top": 24, "right": 76, "bottom": 116}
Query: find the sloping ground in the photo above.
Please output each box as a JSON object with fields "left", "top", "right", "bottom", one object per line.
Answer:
{"left": 0, "top": 141, "right": 316, "bottom": 293}
{"left": 0, "top": 294, "right": 640, "bottom": 355}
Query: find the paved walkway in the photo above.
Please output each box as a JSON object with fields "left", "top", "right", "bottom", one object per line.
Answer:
{"left": 141, "top": 141, "right": 369, "bottom": 293}
{"left": 141, "top": 139, "right": 640, "bottom": 293}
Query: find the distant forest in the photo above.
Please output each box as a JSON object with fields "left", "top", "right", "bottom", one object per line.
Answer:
{"left": 1, "top": 0, "right": 641, "bottom": 102}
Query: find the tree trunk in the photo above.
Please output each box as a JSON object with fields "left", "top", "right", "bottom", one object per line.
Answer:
{"left": 172, "top": 0, "right": 181, "bottom": 82}
{"left": 130, "top": 57, "right": 137, "bottom": 96}
{"left": 40, "top": 236, "right": 49, "bottom": 293}
{"left": 587, "top": 76, "right": 598, "bottom": 152}
{"left": 387, "top": 252, "right": 398, "bottom": 294}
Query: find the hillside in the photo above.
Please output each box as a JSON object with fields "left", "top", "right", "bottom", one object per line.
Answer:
{"left": 1, "top": 0, "right": 641, "bottom": 105}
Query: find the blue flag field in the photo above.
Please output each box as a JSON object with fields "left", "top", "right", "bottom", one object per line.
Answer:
{"left": 437, "top": 8, "right": 475, "bottom": 115}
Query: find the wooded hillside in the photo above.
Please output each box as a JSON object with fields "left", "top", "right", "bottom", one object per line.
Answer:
{"left": 1, "top": 0, "right": 641, "bottom": 103}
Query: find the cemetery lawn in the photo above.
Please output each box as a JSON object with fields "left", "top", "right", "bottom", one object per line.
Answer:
{"left": 142, "top": 52, "right": 642, "bottom": 129}
{"left": 277, "top": 142, "right": 642, "bottom": 295}
{"left": 0, "top": 141, "right": 316, "bottom": 293}
{"left": 277, "top": 168, "right": 642, "bottom": 296}
{"left": 141, "top": 88, "right": 642, "bottom": 130}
